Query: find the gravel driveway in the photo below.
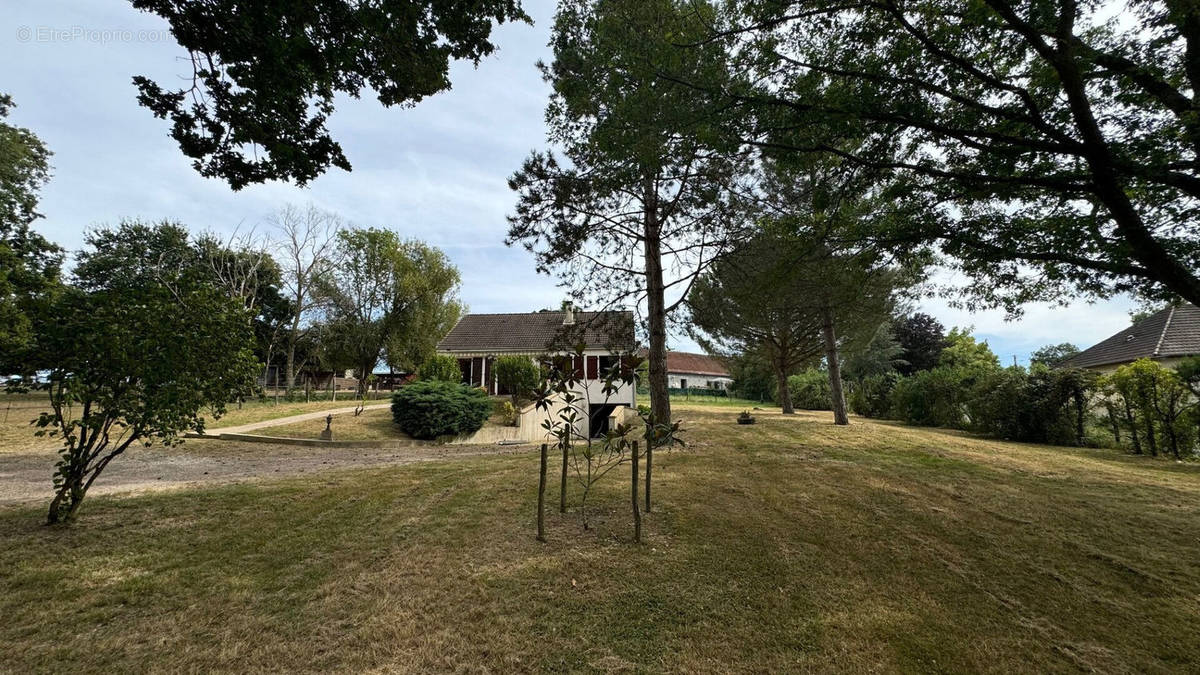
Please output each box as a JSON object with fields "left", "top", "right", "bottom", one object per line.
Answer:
{"left": 0, "top": 438, "right": 530, "bottom": 506}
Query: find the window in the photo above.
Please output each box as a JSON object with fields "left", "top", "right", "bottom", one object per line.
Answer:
{"left": 597, "top": 355, "right": 619, "bottom": 375}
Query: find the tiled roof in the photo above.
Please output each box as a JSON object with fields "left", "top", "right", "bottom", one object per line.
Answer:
{"left": 1062, "top": 303, "right": 1200, "bottom": 369}
{"left": 437, "top": 311, "right": 635, "bottom": 353}
{"left": 665, "top": 352, "right": 730, "bottom": 377}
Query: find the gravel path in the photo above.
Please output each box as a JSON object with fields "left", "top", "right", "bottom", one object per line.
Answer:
{"left": 207, "top": 403, "right": 392, "bottom": 435}
{"left": 0, "top": 436, "right": 530, "bottom": 507}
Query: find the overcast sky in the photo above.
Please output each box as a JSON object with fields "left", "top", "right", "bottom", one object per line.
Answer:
{"left": 2, "top": 0, "right": 1139, "bottom": 364}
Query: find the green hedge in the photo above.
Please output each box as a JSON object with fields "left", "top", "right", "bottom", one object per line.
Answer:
{"left": 391, "top": 380, "right": 491, "bottom": 440}
{"left": 787, "top": 369, "right": 831, "bottom": 410}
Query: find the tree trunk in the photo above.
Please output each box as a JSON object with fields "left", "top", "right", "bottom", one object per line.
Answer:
{"left": 46, "top": 479, "right": 80, "bottom": 525}
{"left": 777, "top": 367, "right": 795, "bottom": 415}
{"left": 642, "top": 175, "right": 672, "bottom": 431}
{"left": 1123, "top": 397, "right": 1142, "bottom": 454}
{"left": 537, "top": 443, "right": 547, "bottom": 542}
{"left": 285, "top": 329, "right": 298, "bottom": 391}
{"left": 1106, "top": 403, "right": 1121, "bottom": 444}
{"left": 820, "top": 304, "right": 849, "bottom": 425}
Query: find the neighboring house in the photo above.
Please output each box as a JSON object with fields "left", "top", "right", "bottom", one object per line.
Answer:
{"left": 1062, "top": 303, "right": 1200, "bottom": 372}
{"left": 664, "top": 351, "right": 733, "bottom": 390}
{"left": 436, "top": 304, "right": 637, "bottom": 436}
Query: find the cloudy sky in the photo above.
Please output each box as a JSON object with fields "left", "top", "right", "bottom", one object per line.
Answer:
{"left": 3, "top": 0, "right": 1138, "bottom": 364}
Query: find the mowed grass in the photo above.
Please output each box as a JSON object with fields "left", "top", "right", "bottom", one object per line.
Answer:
{"left": 2, "top": 404, "right": 1200, "bottom": 672}
{"left": 0, "top": 397, "right": 395, "bottom": 454}
{"left": 257, "top": 407, "right": 403, "bottom": 440}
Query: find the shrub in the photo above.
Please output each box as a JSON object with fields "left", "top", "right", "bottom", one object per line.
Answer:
{"left": 418, "top": 354, "right": 462, "bottom": 382}
{"left": 849, "top": 372, "right": 900, "bottom": 418}
{"left": 391, "top": 380, "right": 491, "bottom": 440}
{"left": 891, "top": 366, "right": 971, "bottom": 428}
{"left": 494, "top": 355, "right": 541, "bottom": 405}
{"left": 787, "top": 368, "right": 831, "bottom": 410}
{"left": 1105, "top": 359, "right": 1196, "bottom": 459}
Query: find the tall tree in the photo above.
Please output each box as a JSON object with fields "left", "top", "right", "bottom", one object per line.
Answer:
{"left": 0, "top": 94, "right": 61, "bottom": 373}
{"left": 690, "top": 230, "right": 904, "bottom": 422}
{"left": 508, "top": 0, "right": 749, "bottom": 427}
{"left": 317, "top": 228, "right": 461, "bottom": 397}
{"left": 32, "top": 224, "right": 259, "bottom": 524}
{"left": 270, "top": 204, "right": 343, "bottom": 390}
{"left": 893, "top": 313, "right": 947, "bottom": 376}
{"left": 130, "top": 0, "right": 529, "bottom": 189}
{"left": 1031, "top": 343, "right": 1080, "bottom": 368}
{"left": 713, "top": 1, "right": 1200, "bottom": 310}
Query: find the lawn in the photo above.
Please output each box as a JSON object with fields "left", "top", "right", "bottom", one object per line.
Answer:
{"left": 254, "top": 406, "right": 404, "bottom": 441}
{"left": 0, "top": 396, "right": 392, "bottom": 454}
{"left": 2, "top": 403, "right": 1199, "bottom": 672}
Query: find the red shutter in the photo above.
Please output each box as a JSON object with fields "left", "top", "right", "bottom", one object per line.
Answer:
{"left": 573, "top": 355, "right": 585, "bottom": 379}
{"left": 586, "top": 356, "right": 598, "bottom": 379}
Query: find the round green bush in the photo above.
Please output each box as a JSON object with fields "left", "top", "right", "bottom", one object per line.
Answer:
{"left": 391, "top": 380, "right": 491, "bottom": 440}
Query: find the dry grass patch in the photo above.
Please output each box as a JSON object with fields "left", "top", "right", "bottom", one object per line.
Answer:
{"left": 253, "top": 407, "right": 403, "bottom": 441}
{"left": 2, "top": 404, "right": 1199, "bottom": 672}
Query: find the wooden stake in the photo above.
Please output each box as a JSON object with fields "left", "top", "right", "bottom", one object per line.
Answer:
{"left": 631, "top": 441, "right": 641, "bottom": 543}
{"left": 559, "top": 442, "right": 568, "bottom": 514}
{"left": 537, "top": 443, "right": 548, "bottom": 542}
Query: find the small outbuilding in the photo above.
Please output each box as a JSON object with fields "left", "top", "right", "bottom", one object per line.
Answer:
{"left": 664, "top": 351, "right": 733, "bottom": 390}
{"left": 1062, "top": 303, "right": 1200, "bottom": 372}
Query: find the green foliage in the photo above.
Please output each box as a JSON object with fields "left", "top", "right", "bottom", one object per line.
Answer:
{"left": 390, "top": 380, "right": 491, "bottom": 440}
{"left": 966, "top": 366, "right": 1094, "bottom": 446}
{"left": 32, "top": 224, "right": 260, "bottom": 523}
{"left": 418, "top": 354, "right": 462, "bottom": 382}
{"left": 317, "top": 228, "right": 461, "bottom": 393}
{"left": 726, "top": 1, "right": 1200, "bottom": 308}
{"left": 0, "top": 94, "right": 60, "bottom": 372}
{"left": 494, "top": 355, "right": 540, "bottom": 404}
{"left": 1031, "top": 343, "right": 1081, "bottom": 368}
{"left": 939, "top": 328, "right": 1000, "bottom": 372}
{"left": 892, "top": 313, "right": 945, "bottom": 375}
{"left": 843, "top": 322, "right": 907, "bottom": 381}
{"left": 890, "top": 367, "right": 972, "bottom": 428}
{"left": 130, "top": 0, "right": 530, "bottom": 188}
{"left": 1105, "top": 359, "right": 1196, "bottom": 459}
{"left": 727, "top": 351, "right": 776, "bottom": 402}
{"left": 507, "top": 0, "right": 746, "bottom": 427}
{"left": 499, "top": 400, "right": 519, "bottom": 427}
{"left": 848, "top": 373, "right": 900, "bottom": 419}
{"left": 787, "top": 369, "right": 832, "bottom": 410}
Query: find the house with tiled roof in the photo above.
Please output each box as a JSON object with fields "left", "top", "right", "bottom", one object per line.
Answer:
{"left": 664, "top": 352, "right": 732, "bottom": 390}
{"left": 436, "top": 304, "right": 637, "bottom": 434}
{"left": 1062, "top": 303, "right": 1200, "bottom": 372}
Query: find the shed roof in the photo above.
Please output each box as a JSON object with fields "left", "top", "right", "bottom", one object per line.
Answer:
{"left": 1062, "top": 303, "right": 1200, "bottom": 369}
{"left": 437, "top": 310, "right": 635, "bottom": 354}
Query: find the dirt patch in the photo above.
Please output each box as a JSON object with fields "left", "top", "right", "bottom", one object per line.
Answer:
{"left": 0, "top": 438, "right": 532, "bottom": 506}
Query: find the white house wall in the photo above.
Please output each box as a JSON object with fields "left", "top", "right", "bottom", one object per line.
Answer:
{"left": 668, "top": 373, "right": 733, "bottom": 389}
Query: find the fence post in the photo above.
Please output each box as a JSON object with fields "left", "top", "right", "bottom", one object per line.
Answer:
{"left": 645, "top": 437, "right": 652, "bottom": 513}
{"left": 537, "top": 443, "right": 548, "bottom": 542}
{"left": 631, "top": 441, "right": 641, "bottom": 543}
{"left": 560, "top": 441, "right": 568, "bottom": 514}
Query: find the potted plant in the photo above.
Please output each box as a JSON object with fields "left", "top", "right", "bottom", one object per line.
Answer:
{"left": 737, "top": 410, "right": 756, "bottom": 425}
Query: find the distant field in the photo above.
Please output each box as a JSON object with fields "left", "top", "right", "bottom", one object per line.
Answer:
{"left": 2, "top": 403, "right": 1198, "bottom": 671}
